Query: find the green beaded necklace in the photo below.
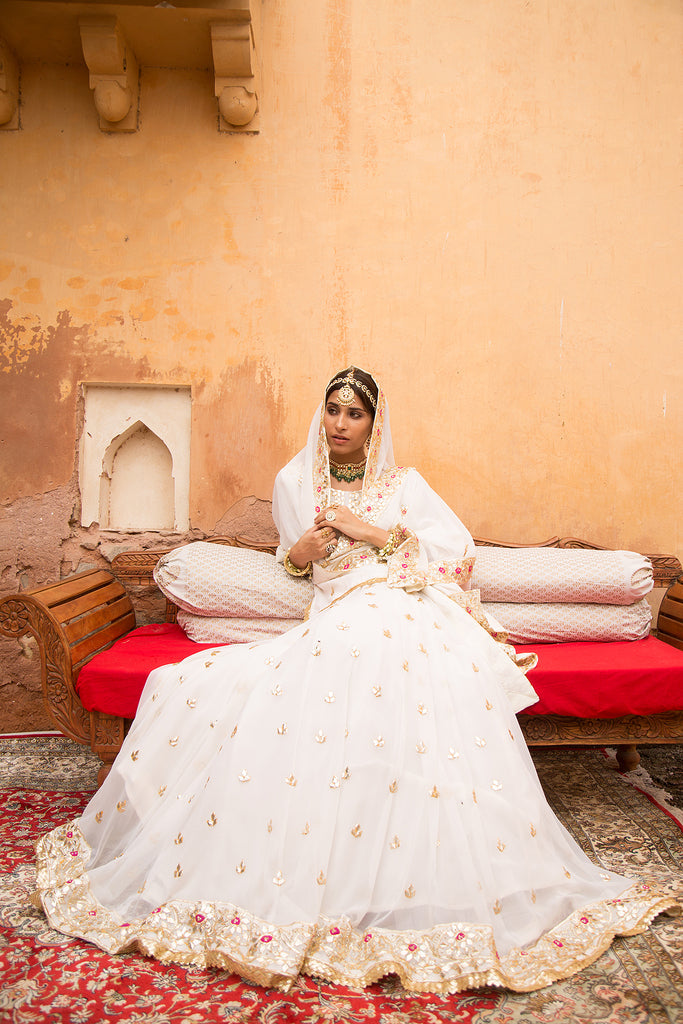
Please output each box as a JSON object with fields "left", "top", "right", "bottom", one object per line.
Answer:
{"left": 329, "top": 458, "right": 367, "bottom": 484}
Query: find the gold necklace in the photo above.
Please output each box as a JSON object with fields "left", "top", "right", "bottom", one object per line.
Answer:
{"left": 329, "top": 458, "right": 366, "bottom": 483}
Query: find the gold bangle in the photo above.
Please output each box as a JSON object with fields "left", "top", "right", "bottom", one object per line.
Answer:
{"left": 284, "top": 552, "right": 312, "bottom": 577}
{"left": 377, "top": 528, "right": 398, "bottom": 561}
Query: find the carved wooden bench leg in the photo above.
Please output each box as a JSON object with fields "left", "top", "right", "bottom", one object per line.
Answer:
{"left": 90, "top": 712, "right": 127, "bottom": 788}
{"left": 616, "top": 744, "right": 640, "bottom": 772}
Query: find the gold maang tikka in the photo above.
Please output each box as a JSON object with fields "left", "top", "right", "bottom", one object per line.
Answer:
{"left": 327, "top": 367, "right": 377, "bottom": 409}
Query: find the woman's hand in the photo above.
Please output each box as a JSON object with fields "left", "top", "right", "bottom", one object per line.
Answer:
{"left": 288, "top": 523, "right": 339, "bottom": 568}
{"left": 314, "top": 505, "right": 391, "bottom": 551}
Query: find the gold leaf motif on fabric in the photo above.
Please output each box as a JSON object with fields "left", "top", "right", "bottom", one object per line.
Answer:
{"left": 485, "top": 699, "right": 493, "bottom": 710}
{"left": 448, "top": 748, "right": 460, "bottom": 759}
{"left": 277, "top": 723, "right": 287, "bottom": 735}
{"left": 476, "top": 737, "right": 486, "bottom": 748}
{"left": 416, "top": 742, "right": 427, "bottom": 754}
{"left": 329, "top": 776, "right": 340, "bottom": 789}
{"left": 317, "top": 871, "right": 326, "bottom": 885}
{"left": 131, "top": 750, "right": 139, "bottom": 761}
{"left": 404, "top": 885, "right": 416, "bottom": 899}
{"left": 389, "top": 779, "right": 398, "bottom": 793}
{"left": 351, "top": 648, "right": 360, "bottom": 658}
{"left": 491, "top": 780, "right": 503, "bottom": 791}
{"left": 231, "top": 725, "right": 238, "bottom": 738}
{"left": 530, "top": 823, "right": 537, "bottom": 837}
{"left": 324, "top": 692, "right": 336, "bottom": 703}
{"left": 390, "top": 835, "right": 401, "bottom": 849}
{"left": 336, "top": 622, "right": 350, "bottom": 631}
{"left": 417, "top": 703, "right": 427, "bottom": 716}
{"left": 169, "top": 737, "right": 179, "bottom": 748}
{"left": 267, "top": 820, "right": 273, "bottom": 833}
{"left": 238, "top": 770, "right": 251, "bottom": 782}
{"left": 373, "top": 736, "right": 385, "bottom": 748}
{"left": 384, "top": 629, "right": 392, "bottom": 638}
{"left": 271, "top": 685, "right": 283, "bottom": 696}
{"left": 95, "top": 811, "right": 103, "bottom": 823}
{"left": 315, "top": 730, "right": 326, "bottom": 744}
{"left": 174, "top": 833, "right": 183, "bottom": 845}
{"left": 173, "top": 864, "right": 182, "bottom": 877}
{"left": 186, "top": 699, "right": 197, "bottom": 709}
{"left": 430, "top": 786, "right": 439, "bottom": 799}
{"left": 402, "top": 661, "right": 409, "bottom": 672}
{"left": 285, "top": 775, "right": 297, "bottom": 787}
{"left": 342, "top": 767, "right": 350, "bottom": 780}
{"left": 301, "top": 823, "right": 310, "bottom": 836}
{"left": 116, "top": 801, "right": 126, "bottom": 813}
{"left": 236, "top": 861, "right": 246, "bottom": 874}
{"left": 493, "top": 900, "right": 502, "bottom": 915}
{"left": 273, "top": 871, "right": 285, "bottom": 887}
{"left": 497, "top": 840, "right": 506, "bottom": 852}
{"left": 372, "top": 685, "right": 382, "bottom": 697}
{"left": 158, "top": 786, "right": 166, "bottom": 797}
{"left": 351, "top": 824, "right": 362, "bottom": 838}
{"left": 207, "top": 813, "right": 217, "bottom": 827}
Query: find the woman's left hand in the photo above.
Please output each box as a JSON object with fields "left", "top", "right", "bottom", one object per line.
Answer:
{"left": 315, "top": 505, "right": 391, "bottom": 550}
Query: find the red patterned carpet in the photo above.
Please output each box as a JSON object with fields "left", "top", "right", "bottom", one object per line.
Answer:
{"left": 0, "top": 739, "right": 682, "bottom": 1023}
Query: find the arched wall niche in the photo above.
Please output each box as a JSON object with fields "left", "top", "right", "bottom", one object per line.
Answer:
{"left": 99, "top": 421, "right": 175, "bottom": 530}
{"left": 79, "top": 383, "right": 191, "bottom": 532}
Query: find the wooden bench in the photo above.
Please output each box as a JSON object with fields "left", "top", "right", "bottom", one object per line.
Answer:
{"left": 1, "top": 536, "right": 681, "bottom": 786}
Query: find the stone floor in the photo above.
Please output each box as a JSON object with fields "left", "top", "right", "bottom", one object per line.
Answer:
{"left": 636, "top": 744, "right": 683, "bottom": 809}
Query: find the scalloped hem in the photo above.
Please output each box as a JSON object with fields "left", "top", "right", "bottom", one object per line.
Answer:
{"left": 35, "top": 823, "right": 679, "bottom": 994}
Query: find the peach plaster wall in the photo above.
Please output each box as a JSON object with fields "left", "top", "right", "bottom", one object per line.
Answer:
{"left": 0, "top": 0, "right": 681, "bottom": 729}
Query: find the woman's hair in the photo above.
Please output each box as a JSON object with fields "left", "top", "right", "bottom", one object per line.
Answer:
{"left": 325, "top": 366, "right": 378, "bottom": 417}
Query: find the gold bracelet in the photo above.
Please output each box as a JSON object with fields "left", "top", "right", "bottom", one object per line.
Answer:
{"left": 377, "top": 528, "right": 398, "bottom": 561}
{"left": 284, "top": 552, "right": 312, "bottom": 577}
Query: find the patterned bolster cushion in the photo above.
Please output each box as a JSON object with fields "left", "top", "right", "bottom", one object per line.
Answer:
{"left": 483, "top": 599, "right": 652, "bottom": 644}
{"left": 153, "top": 542, "right": 313, "bottom": 619}
{"left": 178, "top": 610, "right": 301, "bottom": 644}
{"left": 472, "top": 547, "right": 652, "bottom": 605}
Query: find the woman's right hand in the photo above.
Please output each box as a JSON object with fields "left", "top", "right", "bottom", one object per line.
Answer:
{"left": 288, "top": 524, "right": 339, "bottom": 568}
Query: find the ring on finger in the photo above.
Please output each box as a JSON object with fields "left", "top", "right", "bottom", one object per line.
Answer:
{"left": 325, "top": 509, "right": 337, "bottom": 522}
{"left": 326, "top": 541, "right": 336, "bottom": 555}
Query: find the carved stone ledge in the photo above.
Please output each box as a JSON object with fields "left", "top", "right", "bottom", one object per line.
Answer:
{"left": 80, "top": 16, "right": 139, "bottom": 132}
{"left": 0, "top": 38, "right": 19, "bottom": 130}
{"left": 211, "top": 15, "right": 259, "bottom": 132}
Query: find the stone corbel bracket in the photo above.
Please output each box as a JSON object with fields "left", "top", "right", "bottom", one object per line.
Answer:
{"left": 0, "top": 38, "right": 19, "bottom": 131}
{"left": 211, "top": 14, "right": 259, "bottom": 133}
{"left": 79, "top": 16, "right": 139, "bottom": 133}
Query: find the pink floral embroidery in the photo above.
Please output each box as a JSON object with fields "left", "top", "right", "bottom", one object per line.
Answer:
{"left": 455, "top": 932, "right": 465, "bottom": 940}
{"left": 439, "top": 566, "right": 446, "bottom": 574}
{"left": 553, "top": 940, "right": 564, "bottom": 947}
{"left": 195, "top": 914, "right": 205, "bottom": 923}
{"left": 89, "top": 911, "right": 97, "bottom": 917}
{"left": 231, "top": 917, "right": 241, "bottom": 926}
{"left": 408, "top": 943, "right": 418, "bottom": 951}
{"left": 153, "top": 908, "right": 162, "bottom": 914}
{"left": 70, "top": 851, "right": 79, "bottom": 857}
{"left": 363, "top": 934, "right": 372, "bottom": 942}
{"left": 329, "top": 927, "right": 340, "bottom": 936}
{"left": 260, "top": 935, "right": 273, "bottom": 943}
{"left": 66, "top": 831, "right": 73, "bottom": 838}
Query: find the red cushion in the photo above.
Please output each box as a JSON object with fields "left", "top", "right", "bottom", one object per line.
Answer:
{"left": 76, "top": 625, "right": 683, "bottom": 722}
{"left": 517, "top": 636, "right": 683, "bottom": 718}
{"left": 76, "top": 624, "right": 226, "bottom": 718}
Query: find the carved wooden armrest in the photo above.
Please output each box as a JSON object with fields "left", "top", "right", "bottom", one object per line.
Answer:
{"left": 0, "top": 569, "right": 136, "bottom": 746}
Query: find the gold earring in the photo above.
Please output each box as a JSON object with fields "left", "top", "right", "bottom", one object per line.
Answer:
{"left": 364, "top": 436, "right": 371, "bottom": 454}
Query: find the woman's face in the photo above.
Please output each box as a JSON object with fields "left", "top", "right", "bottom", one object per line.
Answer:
{"left": 324, "top": 390, "right": 373, "bottom": 463}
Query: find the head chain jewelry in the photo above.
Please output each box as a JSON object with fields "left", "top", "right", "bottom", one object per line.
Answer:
{"left": 327, "top": 367, "right": 377, "bottom": 410}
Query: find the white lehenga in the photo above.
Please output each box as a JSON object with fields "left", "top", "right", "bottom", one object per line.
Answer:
{"left": 35, "top": 378, "right": 676, "bottom": 993}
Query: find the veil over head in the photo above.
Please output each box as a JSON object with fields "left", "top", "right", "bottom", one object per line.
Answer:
{"left": 273, "top": 368, "right": 395, "bottom": 554}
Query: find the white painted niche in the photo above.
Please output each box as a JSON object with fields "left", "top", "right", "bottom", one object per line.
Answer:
{"left": 80, "top": 384, "right": 191, "bottom": 531}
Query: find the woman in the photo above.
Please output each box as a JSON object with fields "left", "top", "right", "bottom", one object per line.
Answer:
{"left": 35, "top": 367, "right": 675, "bottom": 993}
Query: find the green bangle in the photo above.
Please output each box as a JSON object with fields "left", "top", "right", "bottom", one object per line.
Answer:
{"left": 284, "top": 552, "right": 312, "bottom": 577}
